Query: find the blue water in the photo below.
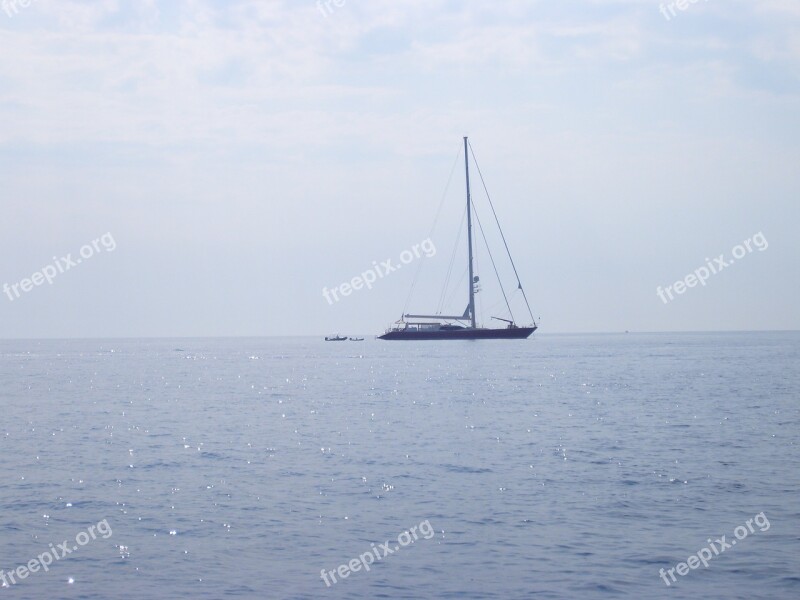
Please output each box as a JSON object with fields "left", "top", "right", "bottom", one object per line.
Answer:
{"left": 0, "top": 333, "right": 798, "bottom": 599}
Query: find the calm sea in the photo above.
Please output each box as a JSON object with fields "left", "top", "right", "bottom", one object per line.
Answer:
{"left": 0, "top": 333, "right": 798, "bottom": 599}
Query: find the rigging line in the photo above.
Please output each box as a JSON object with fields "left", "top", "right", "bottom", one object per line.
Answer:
{"left": 474, "top": 235, "right": 481, "bottom": 325}
{"left": 443, "top": 267, "right": 468, "bottom": 313}
{"left": 468, "top": 141, "right": 536, "bottom": 325}
{"left": 436, "top": 204, "right": 467, "bottom": 315}
{"left": 484, "top": 287, "right": 520, "bottom": 318}
{"left": 402, "top": 148, "right": 463, "bottom": 316}
{"left": 471, "top": 198, "right": 515, "bottom": 323}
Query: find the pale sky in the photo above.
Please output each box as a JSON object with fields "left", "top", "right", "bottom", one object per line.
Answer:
{"left": 1, "top": 0, "right": 798, "bottom": 338}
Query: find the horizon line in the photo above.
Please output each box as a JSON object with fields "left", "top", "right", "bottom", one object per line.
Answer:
{"left": 0, "top": 329, "right": 798, "bottom": 342}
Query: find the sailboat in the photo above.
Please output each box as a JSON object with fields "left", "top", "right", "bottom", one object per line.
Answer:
{"left": 378, "top": 137, "right": 538, "bottom": 341}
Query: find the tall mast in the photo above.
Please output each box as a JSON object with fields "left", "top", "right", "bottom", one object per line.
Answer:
{"left": 464, "top": 136, "right": 477, "bottom": 329}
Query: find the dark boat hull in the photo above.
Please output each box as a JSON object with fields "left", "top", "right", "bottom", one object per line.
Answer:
{"left": 378, "top": 326, "right": 536, "bottom": 341}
